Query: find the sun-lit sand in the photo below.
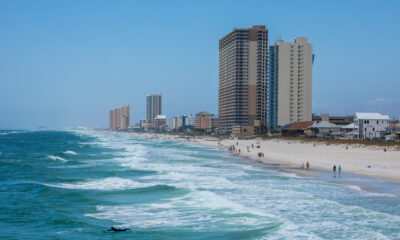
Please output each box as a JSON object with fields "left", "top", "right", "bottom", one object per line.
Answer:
{"left": 112, "top": 131, "right": 400, "bottom": 182}
{"left": 198, "top": 138, "right": 400, "bottom": 182}
{"left": 134, "top": 133, "right": 400, "bottom": 182}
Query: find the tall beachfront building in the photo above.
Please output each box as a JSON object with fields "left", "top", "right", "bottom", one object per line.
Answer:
{"left": 218, "top": 26, "right": 268, "bottom": 132}
{"left": 269, "top": 37, "right": 313, "bottom": 127}
{"left": 109, "top": 105, "right": 130, "bottom": 130}
{"left": 146, "top": 93, "right": 162, "bottom": 127}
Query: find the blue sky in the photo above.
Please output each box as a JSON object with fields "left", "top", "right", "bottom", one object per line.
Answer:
{"left": 0, "top": 0, "right": 399, "bottom": 129}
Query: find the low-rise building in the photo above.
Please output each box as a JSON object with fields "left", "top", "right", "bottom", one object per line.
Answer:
{"left": 154, "top": 115, "right": 166, "bottom": 129}
{"left": 308, "top": 121, "right": 341, "bottom": 138}
{"left": 232, "top": 126, "right": 256, "bottom": 137}
{"left": 312, "top": 114, "right": 354, "bottom": 126}
{"left": 386, "top": 123, "right": 400, "bottom": 134}
{"left": 168, "top": 117, "right": 177, "bottom": 131}
{"left": 341, "top": 123, "right": 359, "bottom": 139}
{"left": 355, "top": 113, "right": 390, "bottom": 139}
{"left": 195, "top": 112, "right": 214, "bottom": 130}
{"left": 205, "top": 118, "right": 218, "bottom": 133}
{"left": 183, "top": 115, "right": 195, "bottom": 128}
{"left": 281, "top": 121, "right": 314, "bottom": 136}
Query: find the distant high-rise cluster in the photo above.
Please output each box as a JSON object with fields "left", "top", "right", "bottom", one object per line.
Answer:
{"left": 109, "top": 105, "right": 130, "bottom": 130}
{"left": 218, "top": 26, "right": 313, "bottom": 132}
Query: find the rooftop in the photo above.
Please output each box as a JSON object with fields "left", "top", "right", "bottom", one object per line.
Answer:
{"left": 311, "top": 121, "right": 339, "bottom": 128}
{"left": 355, "top": 112, "right": 390, "bottom": 120}
{"left": 283, "top": 121, "right": 313, "bottom": 130}
{"left": 155, "top": 115, "right": 166, "bottom": 120}
{"left": 196, "top": 111, "right": 214, "bottom": 116}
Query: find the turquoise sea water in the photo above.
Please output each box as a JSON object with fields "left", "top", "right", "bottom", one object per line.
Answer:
{"left": 0, "top": 130, "right": 399, "bottom": 240}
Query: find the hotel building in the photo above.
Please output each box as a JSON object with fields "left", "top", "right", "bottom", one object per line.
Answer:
{"left": 146, "top": 93, "right": 162, "bottom": 127}
{"left": 269, "top": 37, "right": 313, "bottom": 127}
{"left": 109, "top": 105, "right": 130, "bottom": 130}
{"left": 218, "top": 26, "right": 268, "bottom": 132}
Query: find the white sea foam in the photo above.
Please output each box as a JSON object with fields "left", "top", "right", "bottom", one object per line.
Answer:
{"left": 63, "top": 150, "right": 78, "bottom": 155}
{"left": 42, "top": 177, "right": 157, "bottom": 191}
{"left": 86, "top": 190, "right": 275, "bottom": 230}
{"left": 76, "top": 130, "right": 400, "bottom": 239}
{"left": 142, "top": 172, "right": 257, "bottom": 191}
{"left": 344, "top": 184, "right": 397, "bottom": 198}
{"left": 47, "top": 155, "right": 67, "bottom": 162}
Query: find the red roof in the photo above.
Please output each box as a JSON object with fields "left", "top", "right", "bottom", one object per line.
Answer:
{"left": 283, "top": 121, "right": 314, "bottom": 131}
{"left": 386, "top": 124, "right": 400, "bottom": 129}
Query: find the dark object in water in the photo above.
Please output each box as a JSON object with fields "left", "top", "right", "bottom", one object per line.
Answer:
{"left": 104, "top": 227, "right": 131, "bottom": 233}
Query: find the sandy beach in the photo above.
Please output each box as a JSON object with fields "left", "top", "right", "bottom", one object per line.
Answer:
{"left": 129, "top": 132, "right": 400, "bottom": 182}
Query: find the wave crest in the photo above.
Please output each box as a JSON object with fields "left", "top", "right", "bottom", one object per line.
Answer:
{"left": 47, "top": 155, "right": 67, "bottom": 162}
{"left": 63, "top": 150, "right": 78, "bottom": 155}
{"left": 42, "top": 177, "right": 158, "bottom": 191}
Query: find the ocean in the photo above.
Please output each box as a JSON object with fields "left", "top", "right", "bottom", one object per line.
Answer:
{"left": 0, "top": 130, "right": 399, "bottom": 240}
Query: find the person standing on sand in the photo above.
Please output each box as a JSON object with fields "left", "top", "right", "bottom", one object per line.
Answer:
{"left": 333, "top": 165, "right": 337, "bottom": 178}
{"left": 338, "top": 165, "right": 342, "bottom": 177}
{"left": 306, "top": 161, "right": 310, "bottom": 170}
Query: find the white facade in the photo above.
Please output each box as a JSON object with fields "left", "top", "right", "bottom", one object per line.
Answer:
{"left": 355, "top": 113, "right": 390, "bottom": 139}
{"left": 310, "top": 121, "right": 341, "bottom": 137}
{"left": 168, "top": 117, "right": 177, "bottom": 130}
{"left": 176, "top": 116, "right": 184, "bottom": 129}
{"left": 184, "top": 115, "right": 195, "bottom": 127}
{"left": 273, "top": 37, "right": 313, "bottom": 126}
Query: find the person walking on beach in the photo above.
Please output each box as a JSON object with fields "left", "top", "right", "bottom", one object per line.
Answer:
{"left": 333, "top": 165, "right": 337, "bottom": 178}
{"left": 338, "top": 165, "right": 342, "bottom": 177}
{"left": 306, "top": 161, "right": 310, "bottom": 170}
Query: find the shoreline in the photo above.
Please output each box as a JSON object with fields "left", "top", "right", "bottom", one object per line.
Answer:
{"left": 94, "top": 130, "right": 400, "bottom": 193}
{"left": 190, "top": 137, "right": 400, "bottom": 183}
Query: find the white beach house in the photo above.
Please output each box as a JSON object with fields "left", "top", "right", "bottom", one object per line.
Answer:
{"left": 309, "top": 121, "right": 341, "bottom": 138}
{"left": 354, "top": 113, "right": 390, "bottom": 140}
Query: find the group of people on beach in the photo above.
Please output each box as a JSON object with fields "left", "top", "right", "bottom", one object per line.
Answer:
{"left": 301, "top": 161, "right": 310, "bottom": 170}
{"left": 228, "top": 143, "right": 264, "bottom": 158}
{"left": 229, "top": 145, "right": 240, "bottom": 154}
{"left": 333, "top": 164, "right": 342, "bottom": 178}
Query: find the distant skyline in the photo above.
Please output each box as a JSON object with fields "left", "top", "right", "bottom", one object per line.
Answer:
{"left": 1, "top": 0, "right": 400, "bottom": 129}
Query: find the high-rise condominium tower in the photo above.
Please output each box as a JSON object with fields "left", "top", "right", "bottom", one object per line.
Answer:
{"left": 109, "top": 105, "right": 130, "bottom": 130}
{"left": 218, "top": 26, "right": 268, "bottom": 132}
{"left": 269, "top": 37, "right": 313, "bottom": 127}
{"left": 146, "top": 93, "right": 162, "bottom": 126}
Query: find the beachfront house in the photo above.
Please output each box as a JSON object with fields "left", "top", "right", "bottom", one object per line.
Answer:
{"left": 307, "top": 121, "right": 342, "bottom": 138}
{"left": 385, "top": 123, "right": 400, "bottom": 141}
{"left": 281, "top": 121, "right": 314, "bottom": 136}
{"left": 355, "top": 113, "right": 390, "bottom": 140}
{"left": 341, "top": 123, "right": 359, "bottom": 139}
